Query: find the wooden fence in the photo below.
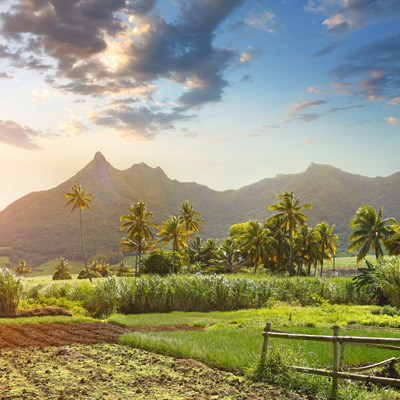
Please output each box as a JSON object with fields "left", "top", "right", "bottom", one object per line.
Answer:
{"left": 260, "top": 322, "right": 400, "bottom": 399}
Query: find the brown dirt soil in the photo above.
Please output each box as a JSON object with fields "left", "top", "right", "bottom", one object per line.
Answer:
{"left": 0, "top": 323, "right": 205, "bottom": 349}
{"left": 0, "top": 322, "right": 130, "bottom": 348}
{"left": 0, "top": 343, "right": 306, "bottom": 400}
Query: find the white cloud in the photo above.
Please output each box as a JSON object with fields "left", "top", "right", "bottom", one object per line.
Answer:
{"left": 388, "top": 97, "right": 400, "bottom": 106}
{"left": 59, "top": 120, "right": 88, "bottom": 136}
{"left": 385, "top": 116, "right": 400, "bottom": 126}
{"left": 245, "top": 10, "right": 276, "bottom": 32}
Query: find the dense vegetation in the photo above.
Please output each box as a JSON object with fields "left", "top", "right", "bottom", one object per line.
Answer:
{"left": 1, "top": 154, "right": 400, "bottom": 265}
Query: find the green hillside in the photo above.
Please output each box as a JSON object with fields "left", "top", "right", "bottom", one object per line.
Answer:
{"left": 0, "top": 153, "right": 399, "bottom": 265}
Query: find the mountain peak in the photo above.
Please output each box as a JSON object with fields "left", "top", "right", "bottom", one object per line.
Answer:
{"left": 94, "top": 151, "right": 106, "bottom": 162}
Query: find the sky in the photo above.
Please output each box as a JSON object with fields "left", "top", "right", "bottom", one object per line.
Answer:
{"left": 0, "top": 0, "right": 399, "bottom": 211}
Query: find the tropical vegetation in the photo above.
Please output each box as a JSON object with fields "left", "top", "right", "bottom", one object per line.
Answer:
{"left": 65, "top": 184, "right": 94, "bottom": 282}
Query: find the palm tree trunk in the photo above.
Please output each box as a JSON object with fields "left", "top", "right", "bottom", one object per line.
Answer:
{"left": 135, "top": 252, "right": 139, "bottom": 277}
{"left": 80, "top": 209, "right": 92, "bottom": 283}
{"left": 289, "top": 226, "right": 294, "bottom": 276}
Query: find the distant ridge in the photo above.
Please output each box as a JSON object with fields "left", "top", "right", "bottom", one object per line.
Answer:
{"left": 0, "top": 153, "right": 399, "bottom": 264}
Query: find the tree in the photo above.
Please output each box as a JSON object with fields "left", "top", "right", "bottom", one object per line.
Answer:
{"left": 114, "top": 260, "right": 134, "bottom": 277}
{"left": 315, "top": 222, "right": 339, "bottom": 277}
{"left": 53, "top": 257, "right": 72, "bottom": 280}
{"left": 294, "top": 224, "right": 321, "bottom": 276}
{"left": 265, "top": 216, "right": 288, "bottom": 273}
{"left": 384, "top": 222, "right": 400, "bottom": 256}
{"left": 65, "top": 184, "right": 94, "bottom": 282}
{"left": 268, "top": 192, "right": 312, "bottom": 275}
{"left": 157, "top": 216, "right": 190, "bottom": 272}
{"left": 209, "top": 239, "right": 242, "bottom": 273}
{"left": 120, "top": 201, "right": 157, "bottom": 276}
{"left": 348, "top": 205, "right": 396, "bottom": 263}
{"left": 239, "top": 220, "right": 275, "bottom": 273}
{"left": 11, "top": 259, "right": 32, "bottom": 276}
{"left": 178, "top": 200, "right": 204, "bottom": 234}
{"left": 141, "top": 249, "right": 183, "bottom": 275}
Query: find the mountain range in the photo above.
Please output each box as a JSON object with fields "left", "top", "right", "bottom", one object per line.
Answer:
{"left": 0, "top": 152, "right": 399, "bottom": 265}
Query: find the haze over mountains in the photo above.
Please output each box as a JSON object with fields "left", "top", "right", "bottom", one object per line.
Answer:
{"left": 0, "top": 152, "right": 399, "bottom": 265}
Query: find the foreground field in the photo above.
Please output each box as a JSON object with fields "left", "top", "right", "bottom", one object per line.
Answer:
{"left": 0, "top": 343, "right": 304, "bottom": 400}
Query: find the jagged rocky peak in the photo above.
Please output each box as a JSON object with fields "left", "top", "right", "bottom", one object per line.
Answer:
{"left": 94, "top": 151, "right": 107, "bottom": 162}
{"left": 93, "top": 151, "right": 111, "bottom": 183}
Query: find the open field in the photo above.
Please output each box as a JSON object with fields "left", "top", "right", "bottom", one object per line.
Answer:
{"left": 0, "top": 339, "right": 304, "bottom": 400}
{"left": 23, "top": 255, "right": 377, "bottom": 278}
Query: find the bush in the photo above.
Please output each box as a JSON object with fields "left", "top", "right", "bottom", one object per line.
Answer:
{"left": 52, "top": 257, "right": 72, "bottom": 280}
{"left": 0, "top": 268, "right": 23, "bottom": 317}
{"left": 375, "top": 257, "right": 400, "bottom": 308}
{"left": 142, "top": 249, "right": 183, "bottom": 275}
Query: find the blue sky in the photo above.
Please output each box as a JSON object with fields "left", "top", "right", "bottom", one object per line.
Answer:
{"left": 0, "top": 0, "right": 399, "bottom": 210}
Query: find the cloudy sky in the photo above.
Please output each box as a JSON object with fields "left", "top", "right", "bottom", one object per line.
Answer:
{"left": 0, "top": 0, "right": 399, "bottom": 210}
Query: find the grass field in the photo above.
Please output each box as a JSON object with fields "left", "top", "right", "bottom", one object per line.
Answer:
{"left": 116, "top": 306, "right": 400, "bottom": 399}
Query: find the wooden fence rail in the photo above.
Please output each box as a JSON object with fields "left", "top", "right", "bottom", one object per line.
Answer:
{"left": 260, "top": 322, "right": 400, "bottom": 399}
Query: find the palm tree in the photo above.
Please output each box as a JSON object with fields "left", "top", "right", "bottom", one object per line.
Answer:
{"left": 268, "top": 192, "right": 312, "bottom": 275}
{"left": 53, "top": 257, "right": 72, "bottom": 280}
{"left": 157, "top": 216, "right": 190, "bottom": 272}
{"left": 178, "top": 200, "right": 204, "bottom": 233}
{"left": 12, "top": 259, "right": 32, "bottom": 276}
{"left": 65, "top": 184, "right": 94, "bottom": 282}
{"left": 210, "top": 239, "right": 242, "bottom": 273}
{"left": 178, "top": 200, "right": 204, "bottom": 263}
{"left": 201, "top": 238, "right": 219, "bottom": 266}
{"left": 239, "top": 220, "right": 275, "bottom": 273}
{"left": 348, "top": 204, "right": 396, "bottom": 263}
{"left": 120, "top": 201, "right": 157, "bottom": 276}
{"left": 384, "top": 221, "right": 400, "bottom": 256}
{"left": 315, "top": 222, "right": 339, "bottom": 276}
{"left": 265, "top": 216, "right": 288, "bottom": 273}
{"left": 294, "top": 224, "right": 321, "bottom": 276}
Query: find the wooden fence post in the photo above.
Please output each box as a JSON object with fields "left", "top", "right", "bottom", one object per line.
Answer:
{"left": 260, "top": 322, "right": 271, "bottom": 365}
{"left": 331, "top": 325, "right": 340, "bottom": 399}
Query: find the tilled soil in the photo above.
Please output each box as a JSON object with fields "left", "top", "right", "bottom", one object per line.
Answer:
{"left": 0, "top": 343, "right": 305, "bottom": 400}
{"left": 0, "top": 323, "right": 129, "bottom": 348}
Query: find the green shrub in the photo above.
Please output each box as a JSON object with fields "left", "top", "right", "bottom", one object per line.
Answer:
{"left": 375, "top": 257, "right": 400, "bottom": 308}
{"left": 52, "top": 257, "right": 72, "bottom": 280}
{"left": 141, "top": 249, "right": 183, "bottom": 275}
{"left": 0, "top": 268, "right": 23, "bottom": 317}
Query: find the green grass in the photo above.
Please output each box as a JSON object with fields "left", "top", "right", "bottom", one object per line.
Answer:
{"left": 119, "top": 305, "right": 400, "bottom": 399}
{"left": 333, "top": 255, "right": 378, "bottom": 270}
{"left": 27, "top": 259, "right": 83, "bottom": 277}
{"left": 116, "top": 304, "right": 400, "bottom": 370}
{"left": 110, "top": 303, "right": 400, "bottom": 329}
{"left": 0, "top": 256, "right": 10, "bottom": 268}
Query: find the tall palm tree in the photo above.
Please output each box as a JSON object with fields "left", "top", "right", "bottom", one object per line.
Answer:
{"left": 384, "top": 221, "right": 400, "bottom": 256}
{"left": 178, "top": 200, "right": 204, "bottom": 233}
{"left": 239, "top": 220, "right": 275, "bottom": 273}
{"left": 178, "top": 200, "right": 204, "bottom": 263}
{"left": 157, "top": 216, "right": 190, "bottom": 272}
{"left": 265, "top": 215, "right": 288, "bottom": 273}
{"left": 294, "top": 224, "right": 321, "bottom": 276}
{"left": 120, "top": 201, "right": 157, "bottom": 276}
{"left": 65, "top": 184, "right": 94, "bottom": 282}
{"left": 348, "top": 204, "right": 396, "bottom": 263}
{"left": 268, "top": 192, "right": 312, "bottom": 275}
{"left": 315, "top": 222, "right": 339, "bottom": 276}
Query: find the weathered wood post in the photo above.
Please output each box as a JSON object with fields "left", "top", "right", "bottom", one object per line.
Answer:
{"left": 331, "top": 325, "right": 340, "bottom": 399}
{"left": 260, "top": 322, "right": 271, "bottom": 364}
